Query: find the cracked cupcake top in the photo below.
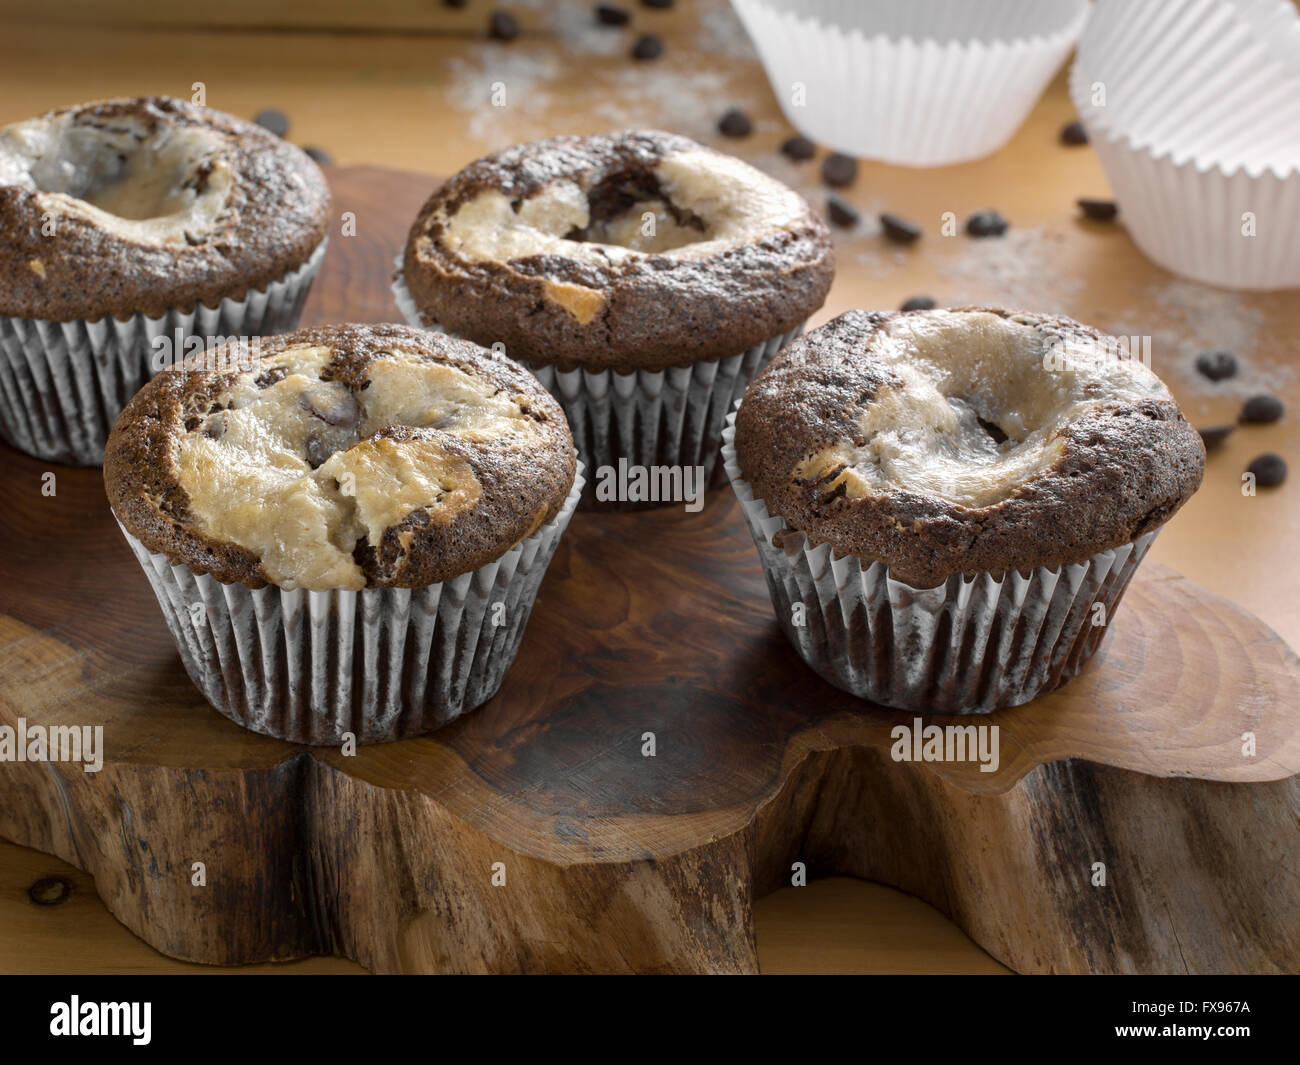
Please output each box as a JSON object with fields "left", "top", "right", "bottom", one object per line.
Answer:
{"left": 401, "top": 130, "right": 834, "bottom": 373}
{"left": 105, "top": 324, "right": 576, "bottom": 590}
{"left": 735, "top": 308, "right": 1205, "bottom": 587}
{"left": 0, "top": 96, "right": 330, "bottom": 321}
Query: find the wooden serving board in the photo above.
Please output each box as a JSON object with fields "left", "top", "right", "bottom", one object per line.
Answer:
{"left": 1, "top": 168, "right": 1297, "bottom": 974}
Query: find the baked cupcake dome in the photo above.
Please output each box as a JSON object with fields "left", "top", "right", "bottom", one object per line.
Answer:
{"left": 105, "top": 323, "right": 577, "bottom": 591}
{"left": 0, "top": 96, "right": 329, "bottom": 322}
{"left": 726, "top": 307, "right": 1206, "bottom": 713}
{"left": 735, "top": 307, "right": 1205, "bottom": 588}
{"left": 105, "top": 324, "right": 581, "bottom": 744}
{"left": 401, "top": 129, "right": 834, "bottom": 373}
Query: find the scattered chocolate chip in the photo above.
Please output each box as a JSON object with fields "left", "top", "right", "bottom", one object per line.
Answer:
{"left": 28, "top": 877, "right": 72, "bottom": 906}
{"left": 1247, "top": 453, "right": 1287, "bottom": 487}
{"left": 879, "top": 212, "right": 922, "bottom": 245}
{"left": 1195, "top": 348, "right": 1238, "bottom": 382}
{"left": 596, "top": 3, "right": 630, "bottom": 25}
{"left": 303, "top": 146, "right": 333, "bottom": 165}
{"left": 1077, "top": 197, "right": 1118, "bottom": 222}
{"left": 202, "top": 416, "right": 225, "bottom": 441}
{"left": 631, "top": 33, "right": 663, "bottom": 59}
{"left": 253, "top": 109, "right": 289, "bottom": 138}
{"left": 717, "top": 108, "right": 753, "bottom": 138}
{"left": 444, "top": 0, "right": 469, "bottom": 7}
{"left": 780, "top": 134, "right": 816, "bottom": 162}
{"left": 966, "top": 210, "right": 1009, "bottom": 237}
{"left": 641, "top": 0, "right": 673, "bottom": 7}
{"left": 901, "top": 295, "right": 937, "bottom": 312}
{"left": 821, "top": 152, "right": 858, "bottom": 188}
{"left": 300, "top": 388, "right": 360, "bottom": 428}
{"left": 1061, "top": 120, "right": 1089, "bottom": 145}
{"left": 489, "top": 11, "right": 520, "bottom": 40}
{"left": 1197, "top": 424, "right": 1235, "bottom": 450}
{"left": 827, "top": 194, "right": 859, "bottom": 228}
{"left": 1240, "top": 394, "right": 1284, "bottom": 424}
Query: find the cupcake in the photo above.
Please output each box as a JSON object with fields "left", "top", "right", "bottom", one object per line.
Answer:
{"left": 1071, "top": 0, "right": 1300, "bottom": 289}
{"left": 723, "top": 308, "right": 1205, "bottom": 714}
{"left": 104, "top": 323, "right": 580, "bottom": 745}
{"left": 0, "top": 96, "right": 330, "bottom": 466}
{"left": 732, "top": 0, "right": 1089, "bottom": 167}
{"left": 395, "top": 130, "right": 833, "bottom": 508}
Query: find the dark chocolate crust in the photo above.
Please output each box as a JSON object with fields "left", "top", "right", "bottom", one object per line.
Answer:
{"left": 401, "top": 130, "right": 834, "bottom": 373}
{"left": 735, "top": 308, "right": 1206, "bottom": 588}
{"left": 0, "top": 96, "right": 330, "bottom": 322}
{"left": 104, "top": 323, "right": 577, "bottom": 589}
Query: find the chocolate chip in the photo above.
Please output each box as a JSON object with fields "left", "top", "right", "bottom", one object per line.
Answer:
{"left": 28, "top": 877, "right": 72, "bottom": 906}
{"left": 253, "top": 109, "right": 289, "bottom": 138}
{"left": 303, "top": 146, "right": 333, "bottom": 165}
{"left": 202, "top": 417, "right": 225, "bottom": 441}
{"left": 596, "top": 3, "right": 630, "bottom": 25}
{"left": 966, "top": 210, "right": 1009, "bottom": 237}
{"left": 1247, "top": 453, "right": 1286, "bottom": 487}
{"left": 880, "top": 212, "right": 922, "bottom": 245}
{"left": 1195, "top": 348, "right": 1237, "bottom": 382}
{"left": 641, "top": 0, "right": 673, "bottom": 7}
{"left": 717, "top": 108, "right": 753, "bottom": 138}
{"left": 444, "top": 0, "right": 469, "bottom": 7}
{"left": 1077, "top": 198, "right": 1118, "bottom": 222}
{"left": 489, "top": 11, "right": 520, "bottom": 40}
{"left": 827, "top": 195, "right": 859, "bottom": 228}
{"left": 300, "top": 388, "right": 360, "bottom": 428}
{"left": 304, "top": 434, "right": 333, "bottom": 470}
{"left": 901, "top": 295, "right": 937, "bottom": 312}
{"left": 1197, "top": 424, "right": 1235, "bottom": 450}
{"left": 1240, "top": 394, "right": 1284, "bottom": 424}
{"left": 821, "top": 152, "right": 858, "bottom": 188}
{"left": 631, "top": 33, "right": 663, "bottom": 59}
{"left": 1061, "top": 120, "right": 1089, "bottom": 145}
{"left": 780, "top": 134, "right": 816, "bottom": 162}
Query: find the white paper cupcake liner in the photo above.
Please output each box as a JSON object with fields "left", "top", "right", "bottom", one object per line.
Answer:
{"left": 115, "top": 461, "right": 583, "bottom": 746}
{"left": 394, "top": 263, "right": 800, "bottom": 507}
{"left": 0, "top": 238, "right": 327, "bottom": 466}
{"left": 731, "top": 0, "right": 1089, "bottom": 167}
{"left": 722, "top": 414, "right": 1157, "bottom": 714}
{"left": 1071, "top": 0, "right": 1300, "bottom": 290}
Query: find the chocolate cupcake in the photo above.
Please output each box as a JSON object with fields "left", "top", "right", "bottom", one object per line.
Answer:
{"left": 395, "top": 130, "right": 833, "bottom": 507}
{"left": 105, "top": 323, "right": 580, "bottom": 744}
{"left": 723, "top": 307, "right": 1205, "bottom": 714}
{"left": 0, "top": 96, "right": 330, "bottom": 465}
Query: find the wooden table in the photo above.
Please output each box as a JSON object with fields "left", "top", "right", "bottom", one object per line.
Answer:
{"left": 0, "top": 0, "right": 1293, "bottom": 974}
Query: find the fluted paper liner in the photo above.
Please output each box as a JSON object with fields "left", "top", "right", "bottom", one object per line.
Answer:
{"left": 731, "top": 0, "right": 1089, "bottom": 167}
{"left": 722, "top": 414, "right": 1157, "bottom": 714}
{"left": 394, "top": 262, "right": 800, "bottom": 505}
{"left": 116, "top": 461, "right": 583, "bottom": 745}
{"left": 1071, "top": 0, "right": 1300, "bottom": 289}
{"left": 0, "top": 238, "right": 327, "bottom": 466}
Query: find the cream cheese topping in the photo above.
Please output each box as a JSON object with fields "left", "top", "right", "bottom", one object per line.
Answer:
{"left": 172, "top": 344, "right": 539, "bottom": 590}
{"left": 441, "top": 150, "right": 806, "bottom": 265}
{"left": 435, "top": 148, "right": 809, "bottom": 321}
{"left": 0, "top": 110, "right": 233, "bottom": 247}
{"left": 796, "top": 311, "right": 1169, "bottom": 509}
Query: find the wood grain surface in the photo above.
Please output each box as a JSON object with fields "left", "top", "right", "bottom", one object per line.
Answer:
{"left": 0, "top": 168, "right": 1297, "bottom": 974}
{"left": 0, "top": 0, "right": 1296, "bottom": 974}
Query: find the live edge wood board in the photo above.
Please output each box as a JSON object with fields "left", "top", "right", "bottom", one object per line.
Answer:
{"left": 1, "top": 168, "right": 1297, "bottom": 974}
